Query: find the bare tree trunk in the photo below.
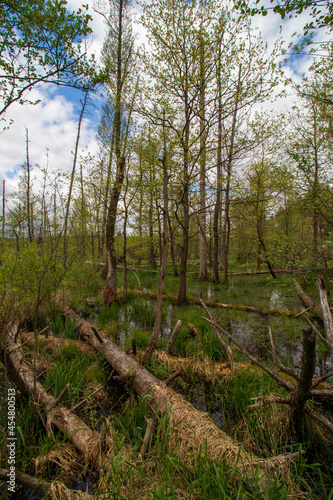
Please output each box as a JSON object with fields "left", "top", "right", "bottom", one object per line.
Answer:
{"left": 62, "top": 306, "right": 300, "bottom": 490}
{"left": 198, "top": 36, "right": 207, "bottom": 282}
{"left": 105, "top": 157, "right": 126, "bottom": 305}
{"left": 291, "top": 328, "right": 316, "bottom": 416}
{"left": 221, "top": 67, "right": 241, "bottom": 284}
{"left": 25, "top": 127, "right": 33, "bottom": 242}
{"left": 2, "top": 179, "right": 5, "bottom": 245}
{"left": 213, "top": 42, "right": 222, "bottom": 283}
{"left": 143, "top": 115, "right": 169, "bottom": 364}
{"left": 63, "top": 90, "right": 88, "bottom": 266}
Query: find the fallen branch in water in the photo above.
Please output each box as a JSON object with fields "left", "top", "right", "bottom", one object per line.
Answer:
{"left": 134, "top": 290, "right": 300, "bottom": 317}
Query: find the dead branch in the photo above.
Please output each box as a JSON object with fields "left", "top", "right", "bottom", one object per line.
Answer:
{"left": 202, "top": 317, "right": 294, "bottom": 392}
{"left": 199, "top": 297, "right": 234, "bottom": 368}
{"left": 165, "top": 320, "right": 182, "bottom": 355}
{"left": 139, "top": 417, "right": 154, "bottom": 460}
{"left": 312, "top": 371, "right": 333, "bottom": 388}
{"left": 164, "top": 368, "right": 183, "bottom": 385}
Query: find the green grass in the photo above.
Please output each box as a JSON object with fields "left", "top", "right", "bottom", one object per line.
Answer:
{"left": 50, "top": 314, "right": 77, "bottom": 339}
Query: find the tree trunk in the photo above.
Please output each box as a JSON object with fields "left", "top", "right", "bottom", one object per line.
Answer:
{"left": 63, "top": 90, "right": 88, "bottom": 266}
{"left": 198, "top": 36, "right": 207, "bottom": 282}
{"left": 105, "top": 157, "right": 126, "bottom": 305}
{"left": 143, "top": 115, "right": 169, "bottom": 364}
{"left": 316, "top": 277, "right": 333, "bottom": 349}
{"left": 2, "top": 179, "right": 5, "bottom": 245}
{"left": 25, "top": 127, "right": 33, "bottom": 243}
{"left": 221, "top": 66, "right": 241, "bottom": 284}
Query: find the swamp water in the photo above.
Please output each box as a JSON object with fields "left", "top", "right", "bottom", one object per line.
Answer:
{"left": 90, "top": 278, "right": 332, "bottom": 376}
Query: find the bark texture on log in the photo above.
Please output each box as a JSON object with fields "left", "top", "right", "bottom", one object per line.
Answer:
{"left": 62, "top": 306, "right": 297, "bottom": 489}
{"left": 294, "top": 280, "right": 323, "bottom": 320}
{"left": 1, "top": 326, "right": 101, "bottom": 459}
{"left": 316, "top": 277, "right": 333, "bottom": 349}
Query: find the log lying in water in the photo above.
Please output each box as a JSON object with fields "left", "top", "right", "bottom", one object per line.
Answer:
{"left": 62, "top": 305, "right": 303, "bottom": 490}
{"left": 133, "top": 289, "right": 300, "bottom": 317}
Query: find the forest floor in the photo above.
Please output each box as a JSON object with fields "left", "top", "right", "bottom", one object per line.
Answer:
{"left": 0, "top": 258, "right": 332, "bottom": 499}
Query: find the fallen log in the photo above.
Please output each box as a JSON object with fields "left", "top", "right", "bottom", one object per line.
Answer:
{"left": 0, "top": 469, "right": 91, "bottom": 499}
{"left": 133, "top": 290, "right": 300, "bottom": 317}
{"left": 0, "top": 325, "right": 102, "bottom": 460}
{"left": 62, "top": 305, "right": 303, "bottom": 490}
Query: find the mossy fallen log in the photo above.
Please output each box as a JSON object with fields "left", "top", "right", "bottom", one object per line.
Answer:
{"left": 62, "top": 305, "right": 302, "bottom": 490}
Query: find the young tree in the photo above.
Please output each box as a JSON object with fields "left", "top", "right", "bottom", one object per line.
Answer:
{"left": 99, "top": 0, "right": 136, "bottom": 304}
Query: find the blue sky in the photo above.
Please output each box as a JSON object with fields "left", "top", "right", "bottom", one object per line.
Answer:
{"left": 0, "top": 0, "right": 330, "bottom": 201}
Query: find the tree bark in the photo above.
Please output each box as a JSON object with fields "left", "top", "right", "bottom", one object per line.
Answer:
{"left": 316, "top": 277, "right": 333, "bottom": 348}
{"left": 165, "top": 320, "right": 182, "bottom": 355}
{"left": 105, "top": 156, "right": 126, "bottom": 305}
{"left": 143, "top": 115, "right": 169, "bottom": 364}
{"left": 198, "top": 35, "right": 207, "bottom": 282}
{"left": 63, "top": 90, "right": 88, "bottom": 266}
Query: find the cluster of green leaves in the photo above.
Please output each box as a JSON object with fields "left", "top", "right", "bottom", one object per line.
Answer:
{"left": 0, "top": 0, "right": 97, "bottom": 119}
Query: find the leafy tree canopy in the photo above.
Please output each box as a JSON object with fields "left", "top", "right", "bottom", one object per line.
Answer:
{"left": 235, "top": 0, "right": 333, "bottom": 33}
{"left": 0, "top": 0, "right": 97, "bottom": 119}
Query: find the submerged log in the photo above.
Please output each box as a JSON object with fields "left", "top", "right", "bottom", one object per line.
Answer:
{"left": 62, "top": 306, "right": 303, "bottom": 489}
